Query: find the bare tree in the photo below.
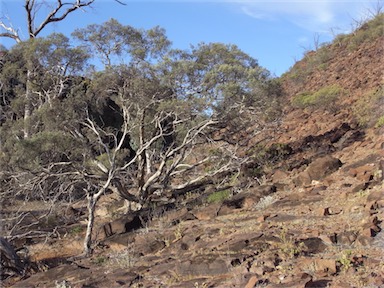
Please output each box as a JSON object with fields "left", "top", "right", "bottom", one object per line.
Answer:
{"left": 80, "top": 97, "right": 243, "bottom": 255}
{"left": 313, "top": 32, "right": 321, "bottom": 51}
{"left": 367, "top": 0, "right": 384, "bottom": 17}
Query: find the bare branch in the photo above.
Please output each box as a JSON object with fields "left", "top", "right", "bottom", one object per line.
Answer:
{"left": 24, "top": 0, "right": 96, "bottom": 38}
{"left": 0, "top": 21, "right": 21, "bottom": 43}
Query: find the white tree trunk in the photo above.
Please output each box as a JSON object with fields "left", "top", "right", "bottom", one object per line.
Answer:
{"left": 24, "top": 69, "right": 32, "bottom": 139}
{"left": 83, "top": 195, "right": 97, "bottom": 256}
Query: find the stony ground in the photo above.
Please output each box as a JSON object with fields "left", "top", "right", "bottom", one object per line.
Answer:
{"left": 2, "top": 27, "right": 384, "bottom": 288}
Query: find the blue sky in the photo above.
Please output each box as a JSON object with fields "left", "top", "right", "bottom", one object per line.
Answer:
{"left": 0, "top": 0, "right": 378, "bottom": 76}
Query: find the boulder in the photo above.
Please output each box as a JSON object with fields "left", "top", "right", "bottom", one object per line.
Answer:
{"left": 294, "top": 156, "right": 342, "bottom": 186}
{"left": 306, "top": 156, "right": 342, "bottom": 181}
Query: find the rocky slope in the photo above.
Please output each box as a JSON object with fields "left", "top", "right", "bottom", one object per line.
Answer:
{"left": 3, "top": 15, "right": 384, "bottom": 288}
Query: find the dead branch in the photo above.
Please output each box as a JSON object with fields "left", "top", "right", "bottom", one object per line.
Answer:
{"left": 25, "top": 0, "right": 96, "bottom": 38}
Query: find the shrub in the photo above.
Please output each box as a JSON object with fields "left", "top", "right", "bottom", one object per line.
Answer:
{"left": 375, "top": 115, "right": 384, "bottom": 128}
{"left": 353, "top": 87, "right": 384, "bottom": 127}
{"left": 254, "top": 195, "right": 278, "bottom": 210}
{"left": 206, "top": 189, "right": 231, "bottom": 203}
{"left": 6, "top": 131, "right": 83, "bottom": 170}
{"left": 336, "top": 13, "right": 384, "bottom": 52}
{"left": 245, "top": 143, "right": 291, "bottom": 180}
{"left": 292, "top": 85, "right": 344, "bottom": 112}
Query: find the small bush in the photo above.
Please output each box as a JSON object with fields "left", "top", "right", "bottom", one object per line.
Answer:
{"left": 292, "top": 85, "right": 344, "bottom": 112}
{"left": 93, "top": 255, "right": 107, "bottom": 265}
{"left": 254, "top": 195, "right": 278, "bottom": 210}
{"left": 70, "top": 226, "right": 83, "bottom": 235}
{"left": 336, "top": 13, "right": 384, "bottom": 52}
{"left": 206, "top": 189, "right": 231, "bottom": 203}
{"left": 353, "top": 87, "right": 384, "bottom": 127}
{"left": 375, "top": 115, "right": 384, "bottom": 128}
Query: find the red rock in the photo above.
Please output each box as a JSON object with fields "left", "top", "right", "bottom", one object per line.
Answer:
{"left": 193, "top": 203, "right": 221, "bottom": 220}
{"left": 306, "top": 156, "right": 342, "bottom": 181}
{"left": 312, "top": 259, "right": 336, "bottom": 276}
{"left": 318, "top": 234, "right": 334, "bottom": 245}
{"left": 272, "top": 169, "right": 289, "bottom": 183}
{"left": 294, "top": 170, "right": 312, "bottom": 187}
{"left": 294, "top": 156, "right": 342, "bottom": 187}
{"left": 244, "top": 275, "right": 258, "bottom": 288}
{"left": 337, "top": 231, "right": 358, "bottom": 245}
{"left": 348, "top": 164, "right": 375, "bottom": 182}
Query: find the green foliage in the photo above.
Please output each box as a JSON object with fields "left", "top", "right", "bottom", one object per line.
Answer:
{"left": 331, "top": 13, "right": 384, "bottom": 52}
{"left": 375, "top": 115, "right": 384, "bottom": 128}
{"left": 206, "top": 189, "right": 231, "bottom": 204}
{"left": 353, "top": 87, "right": 384, "bottom": 127}
{"left": 278, "top": 228, "right": 305, "bottom": 259}
{"left": 0, "top": 19, "right": 281, "bottom": 235}
{"left": 164, "top": 42, "right": 282, "bottom": 122}
{"left": 244, "top": 142, "right": 291, "bottom": 180}
{"left": 93, "top": 255, "right": 107, "bottom": 266}
{"left": 292, "top": 85, "right": 344, "bottom": 111}
{"left": 72, "top": 19, "right": 171, "bottom": 67}
{"left": 4, "top": 131, "right": 82, "bottom": 170}
{"left": 337, "top": 250, "right": 353, "bottom": 272}
{"left": 70, "top": 226, "right": 83, "bottom": 235}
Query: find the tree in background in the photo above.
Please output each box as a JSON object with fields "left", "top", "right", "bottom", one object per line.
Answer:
{"left": 162, "top": 43, "right": 283, "bottom": 140}
{"left": 0, "top": 0, "right": 102, "bottom": 138}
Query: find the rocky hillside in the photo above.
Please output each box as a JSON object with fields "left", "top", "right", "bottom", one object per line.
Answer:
{"left": 4, "top": 14, "right": 384, "bottom": 288}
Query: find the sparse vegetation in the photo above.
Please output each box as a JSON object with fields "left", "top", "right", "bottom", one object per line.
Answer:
{"left": 206, "top": 189, "right": 231, "bottom": 203}
{"left": 278, "top": 228, "right": 305, "bottom": 259}
{"left": 292, "top": 85, "right": 344, "bottom": 112}
{"left": 341, "top": 13, "right": 384, "bottom": 51}
{"left": 374, "top": 115, "right": 384, "bottom": 128}
{"left": 337, "top": 250, "right": 353, "bottom": 272}
{"left": 353, "top": 87, "right": 384, "bottom": 127}
{"left": 254, "top": 195, "right": 278, "bottom": 210}
{"left": 69, "top": 226, "right": 83, "bottom": 235}
{"left": 93, "top": 255, "right": 107, "bottom": 266}
{"left": 109, "top": 248, "right": 137, "bottom": 268}
{"left": 245, "top": 143, "right": 291, "bottom": 180}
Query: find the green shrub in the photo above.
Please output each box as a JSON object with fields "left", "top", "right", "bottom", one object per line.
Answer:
{"left": 70, "top": 226, "right": 83, "bottom": 235}
{"left": 336, "top": 13, "right": 384, "bottom": 52}
{"left": 7, "top": 131, "right": 82, "bottom": 170}
{"left": 206, "top": 189, "right": 231, "bottom": 203}
{"left": 353, "top": 87, "right": 384, "bottom": 127}
{"left": 292, "top": 85, "right": 344, "bottom": 112}
{"left": 375, "top": 115, "right": 384, "bottom": 128}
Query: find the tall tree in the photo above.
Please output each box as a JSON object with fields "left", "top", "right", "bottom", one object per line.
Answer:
{"left": 72, "top": 19, "right": 171, "bottom": 68}
{"left": 0, "top": 0, "right": 106, "bottom": 138}
{"left": 161, "top": 43, "right": 282, "bottom": 139}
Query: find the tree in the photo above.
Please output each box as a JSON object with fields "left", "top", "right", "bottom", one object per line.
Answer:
{"left": 161, "top": 43, "right": 283, "bottom": 141}
{"left": 80, "top": 90, "right": 242, "bottom": 255}
{"left": 0, "top": 34, "right": 90, "bottom": 172}
{"left": 0, "top": 0, "right": 110, "bottom": 138}
{"left": 0, "top": 18, "right": 279, "bottom": 257}
{"left": 72, "top": 18, "right": 171, "bottom": 68}
{"left": 55, "top": 21, "right": 248, "bottom": 254}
